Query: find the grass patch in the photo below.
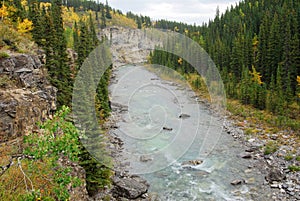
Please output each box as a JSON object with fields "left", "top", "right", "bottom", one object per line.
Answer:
{"left": 296, "top": 156, "right": 300, "bottom": 161}
{"left": 288, "top": 165, "right": 300, "bottom": 172}
{"left": 0, "top": 74, "right": 14, "bottom": 88}
{"left": 264, "top": 141, "right": 279, "bottom": 155}
{"left": 284, "top": 154, "right": 294, "bottom": 161}
{"left": 0, "top": 51, "right": 9, "bottom": 59}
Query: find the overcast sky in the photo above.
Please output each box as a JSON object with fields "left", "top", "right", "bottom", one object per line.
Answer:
{"left": 98, "top": 0, "right": 241, "bottom": 25}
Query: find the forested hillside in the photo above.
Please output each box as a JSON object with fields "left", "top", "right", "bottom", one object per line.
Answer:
{"left": 150, "top": 0, "right": 300, "bottom": 131}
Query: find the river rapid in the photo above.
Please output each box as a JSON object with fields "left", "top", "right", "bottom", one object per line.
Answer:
{"left": 109, "top": 65, "right": 272, "bottom": 201}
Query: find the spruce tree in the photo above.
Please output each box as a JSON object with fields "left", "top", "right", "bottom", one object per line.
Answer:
{"left": 100, "top": 7, "right": 106, "bottom": 29}
{"left": 49, "top": 0, "right": 72, "bottom": 107}
{"left": 267, "top": 13, "right": 281, "bottom": 83}
{"left": 275, "top": 65, "right": 284, "bottom": 114}
{"left": 105, "top": 0, "right": 111, "bottom": 19}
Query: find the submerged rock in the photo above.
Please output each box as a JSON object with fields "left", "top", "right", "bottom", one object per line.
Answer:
{"left": 140, "top": 155, "right": 153, "bottom": 162}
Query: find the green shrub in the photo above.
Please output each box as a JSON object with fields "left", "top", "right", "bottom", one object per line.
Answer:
{"left": 23, "top": 106, "right": 82, "bottom": 200}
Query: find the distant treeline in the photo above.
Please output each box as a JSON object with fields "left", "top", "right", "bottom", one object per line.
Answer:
{"left": 150, "top": 0, "right": 300, "bottom": 119}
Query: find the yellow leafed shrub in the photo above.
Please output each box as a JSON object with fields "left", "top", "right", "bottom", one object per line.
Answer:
{"left": 0, "top": 5, "right": 9, "bottom": 19}
{"left": 17, "top": 18, "right": 33, "bottom": 34}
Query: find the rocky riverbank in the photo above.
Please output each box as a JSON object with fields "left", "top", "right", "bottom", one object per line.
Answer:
{"left": 192, "top": 87, "right": 300, "bottom": 200}
{"left": 223, "top": 118, "right": 300, "bottom": 201}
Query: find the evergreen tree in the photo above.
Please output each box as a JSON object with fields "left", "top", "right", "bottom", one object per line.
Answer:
{"left": 275, "top": 65, "right": 284, "bottom": 114}
{"left": 100, "top": 6, "right": 106, "bottom": 29}
{"left": 105, "top": 0, "right": 111, "bottom": 19}
{"left": 49, "top": 0, "right": 72, "bottom": 107}
{"left": 267, "top": 12, "right": 281, "bottom": 83}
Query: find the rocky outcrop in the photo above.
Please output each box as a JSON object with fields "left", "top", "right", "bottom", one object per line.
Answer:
{"left": 112, "top": 175, "right": 149, "bottom": 199}
{"left": 0, "top": 54, "right": 57, "bottom": 142}
{"left": 101, "top": 27, "right": 158, "bottom": 68}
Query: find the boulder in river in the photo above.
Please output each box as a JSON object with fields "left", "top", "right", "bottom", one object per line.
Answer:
{"left": 181, "top": 160, "right": 203, "bottom": 166}
{"left": 179, "top": 114, "right": 191, "bottom": 119}
{"left": 162, "top": 126, "right": 173, "bottom": 131}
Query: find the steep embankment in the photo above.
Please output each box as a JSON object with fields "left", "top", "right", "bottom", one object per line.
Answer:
{"left": 0, "top": 53, "right": 89, "bottom": 200}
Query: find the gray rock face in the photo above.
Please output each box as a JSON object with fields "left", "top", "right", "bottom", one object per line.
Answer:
{"left": 100, "top": 27, "right": 158, "bottom": 68}
{"left": 112, "top": 175, "right": 149, "bottom": 199}
{"left": 0, "top": 54, "right": 57, "bottom": 142}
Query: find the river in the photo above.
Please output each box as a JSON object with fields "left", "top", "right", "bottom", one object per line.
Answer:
{"left": 109, "top": 65, "right": 272, "bottom": 201}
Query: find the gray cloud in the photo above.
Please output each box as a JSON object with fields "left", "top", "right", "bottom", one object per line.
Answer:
{"left": 99, "top": 0, "right": 240, "bottom": 25}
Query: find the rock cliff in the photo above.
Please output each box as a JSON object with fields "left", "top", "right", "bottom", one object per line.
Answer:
{"left": 0, "top": 53, "right": 89, "bottom": 200}
{"left": 101, "top": 27, "right": 158, "bottom": 68}
{"left": 0, "top": 54, "right": 57, "bottom": 142}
